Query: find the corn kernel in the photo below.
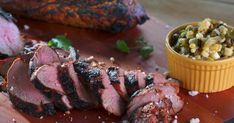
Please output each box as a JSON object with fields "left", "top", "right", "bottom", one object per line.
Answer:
{"left": 219, "top": 25, "right": 228, "bottom": 36}
{"left": 211, "top": 52, "right": 220, "bottom": 60}
{"left": 195, "top": 55, "right": 201, "bottom": 59}
{"left": 196, "top": 33, "right": 203, "bottom": 40}
{"left": 198, "top": 19, "right": 211, "bottom": 33}
{"left": 189, "top": 43, "right": 196, "bottom": 49}
{"left": 224, "top": 47, "right": 233, "bottom": 56}
{"left": 190, "top": 48, "right": 196, "bottom": 53}
{"left": 201, "top": 50, "right": 209, "bottom": 58}
{"left": 210, "top": 44, "right": 222, "bottom": 52}
{"left": 204, "top": 37, "right": 220, "bottom": 47}
{"left": 186, "top": 31, "right": 194, "bottom": 39}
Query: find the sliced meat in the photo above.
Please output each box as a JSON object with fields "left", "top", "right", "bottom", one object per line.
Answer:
{"left": 145, "top": 74, "right": 154, "bottom": 86}
{"left": 73, "top": 59, "right": 102, "bottom": 105}
{"left": 55, "top": 47, "right": 79, "bottom": 62}
{"left": 107, "top": 67, "right": 128, "bottom": 101}
{"left": 0, "top": 9, "right": 24, "bottom": 56}
{"left": 128, "top": 101, "right": 172, "bottom": 123}
{"left": 29, "top": 45, "right": 60, "bottom": 74}
{"left": 31, "top": 63, "right": 72, "bottom": 111}
{"left": 74, "top": 60, "right": 126, "bottom": 116}
{"left": 128, "top": 82, "right": 183, "bottom": 116}
{"left": 58, "top": 62, "right": 93, "bottom": 109}
{"left": 54, "top": 48, "right": 70, "bottom": 62}
{"left": 137, "top": 71, "right": 147, "bottom": 88}
{"left": 7, "top": 58, "right": 55, "bottom": 117}
{"left": 145, "top": 72, "right": 167, "bottom": 86}
{"left": 100, "top": 69, "right": 126, "bottom": 116}
{"left": 124, "top": 71, "right": 139, "bottom": 97}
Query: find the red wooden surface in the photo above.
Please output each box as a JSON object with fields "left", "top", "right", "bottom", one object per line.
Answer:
{"left": 0, "top": 16, "right": 232, "bottom": 123}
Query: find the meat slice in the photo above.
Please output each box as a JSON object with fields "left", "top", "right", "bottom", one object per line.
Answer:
{"left": 58, "top": 62, "right": 93, "bottom": 109}
{"left": 137, "top": 71, "right": 147, "bottom": 88}
{"left": 128, "top": 102, "right": 172, "bottom": 123}
{"left": 29, "top": 45, "right": 60, "bottom": 74}
{"left": 7, "top": 58, "right": 55, "bottom": 117}
{"left": 145, "top": 72, "right": 168, "bottom": 86}
{"left": 107, "top": 67, "right": 128, "bottom": 101}
{"left": 0, "top": 9, "right": 24, "bottom": 56}
{"left": 31, "top": 63, "right": 72, "bottom": 111}
{"left": 128, "top": 82, "right": 183, "bottom": 116}
{"left": 124, "top": 71, "right": 139, "bottom": 97}
{"left": 55, "top": 47, "right": 79, "bottom": 62}
{"left": 73, "top": 59, "right": 102, "bottom": 105}
{"left": 74, "top": 59, "right": 126, "bottom": 116}
{"left": 100, "top": 69, "right": 126, "bottom": 116}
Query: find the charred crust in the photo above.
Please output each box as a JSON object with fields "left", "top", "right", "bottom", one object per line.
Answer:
{"left": 107, "top": 67, "right": 120, "bottom": 84}
{"left": 73, "top": 60, "right": 104, "bottom": 103}
{"left": 31, "top": 77, "right": 69, "bottom": 111}
{"left": 124, "top": 72, "right": 139, "bottom": 96}
{"left": 145, "top": 74, "right": 154, "bottom": 86}
{"left": 9, "top": 93, "right": 55, "bottom": 117}
{"left": 58, "top": 66, "right": 90, "bottom": 109}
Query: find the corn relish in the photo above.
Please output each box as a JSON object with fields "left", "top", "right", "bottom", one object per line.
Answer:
{"left": 172, "top": 18, "right": 234, "bottom": 60}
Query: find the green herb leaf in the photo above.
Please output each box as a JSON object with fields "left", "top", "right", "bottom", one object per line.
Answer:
{"left": 136, "top": 36, "right": 148, "bottom": 46}
{"left": 140, "top": 45, "right": 154, "bottom": 58}
{"left": 116, "top": 40, "right": 130, "bottom": 53}
{"left": 48, "top": 35, "right": 72, "bottom": 50}
{"left": 136, "top": 36, "right": 154, "bottom": 58}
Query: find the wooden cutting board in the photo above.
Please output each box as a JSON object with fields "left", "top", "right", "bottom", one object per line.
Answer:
{"left": 0, "top": 16, "right": 233, "bottom": 123}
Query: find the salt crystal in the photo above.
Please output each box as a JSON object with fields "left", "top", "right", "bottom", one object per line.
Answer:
{"left": 189, "top": 118, "right": 200, "bottom": 123}
{"left": 40, "top": 116, "right": 44, "bottom": 119}
{"left": 24, "top": 25, "right": 30, "bottom": 30}
{"left": 86, "top": 56, "right": 94, "bottom": 61}
{"left": 98, "top": 116, "right": 101, "bottom": 119}
{"left": 165, "top": 25, "right": 170, "bottom": 29}
{"left": 110, "top": 57, "right": 115, "bottom": 63}
{"left": 188, "top": 91, "right": 199, "bottom": 96}
{"left": 205, "top": 94, "right": 209, "bottom": 98}
{"left": 9, "top": 86, "right": 14, "bottom": 91}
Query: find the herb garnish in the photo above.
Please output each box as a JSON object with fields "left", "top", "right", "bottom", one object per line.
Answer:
{"left": 136, "top": 37, "right": 154, "bottom": 58}
{"left": 115, "top": 37, "right": 154, "bottom": 58}
{"left": 115, "top": 40, "right": 130, "bottom": 53}
{"left": 48, "top": 35, "right": 72, "bottom": 50}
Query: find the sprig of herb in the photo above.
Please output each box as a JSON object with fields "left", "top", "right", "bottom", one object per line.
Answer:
{"left": 48, "top": 35, "right": 72, "bottom": 50}
{"left": 115, "top": 37, "right": 154, "bottom": 59}
{"left": 136, "top": 37, "right": 154, "bottom": 58}
{"left": 115, "top": 40, "right": 130, "bottom": 53}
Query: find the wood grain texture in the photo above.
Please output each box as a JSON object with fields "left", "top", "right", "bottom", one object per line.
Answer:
{"left": 0, "top": 16, "right": 233, "bottom": 123}
{"left": 140, "top": 0, "right": 234, "bottom": 27}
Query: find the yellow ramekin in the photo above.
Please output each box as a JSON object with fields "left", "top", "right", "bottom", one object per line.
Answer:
{"left": 165, "top": 23, "right": 234, "bottom": 93}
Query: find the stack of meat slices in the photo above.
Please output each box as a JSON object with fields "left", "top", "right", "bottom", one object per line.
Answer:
{"left": 6, "top": 45, "right": 184, "bottom": 122}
